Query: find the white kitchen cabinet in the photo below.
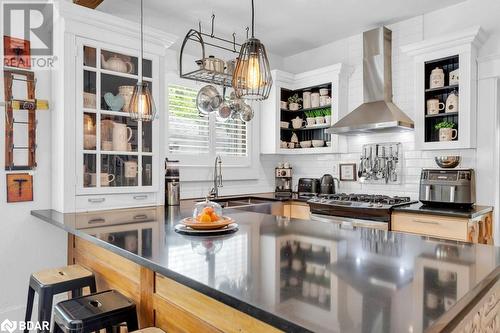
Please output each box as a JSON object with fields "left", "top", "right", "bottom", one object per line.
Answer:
{"left": 402, "top": 26, "right": 486, "bottom": 150}
{"left": 261, "top": 64, "right": 349, "bottom": 154}
{"left": 51, "top": 2, "right": 175, "bottom": 212}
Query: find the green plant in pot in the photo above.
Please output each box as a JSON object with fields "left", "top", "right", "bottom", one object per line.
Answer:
{"left": 323, "top": 108, "right": 332, "bottom": 124}
{"left": 314, "top": 109, "right": 326, "bottom": 124}
{"left": 304, "top": 110, "right": 315, "bottom": 126}
{"left": 288, "top": 94, "right": 303, "bottom": 111}
{"left": 435, "top": 121, "right": 457, "bottom": 141}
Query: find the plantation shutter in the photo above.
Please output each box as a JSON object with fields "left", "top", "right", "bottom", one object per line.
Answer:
{"left": 215, "top": 117, "right": 248, "bottom": 157}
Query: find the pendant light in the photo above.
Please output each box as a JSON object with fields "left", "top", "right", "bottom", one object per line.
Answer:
{"left": 232, "top": 0, "right": 273, "bottom": 100}
{"left": 129, "top": 0, "right": 156, "bottom": 121}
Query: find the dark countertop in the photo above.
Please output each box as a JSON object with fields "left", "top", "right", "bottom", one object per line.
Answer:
{"left": 32, "top": 205, "right": 500, "bottom": 333}
{"left": 393, "top": 202, "right": 493, "bottom": 219}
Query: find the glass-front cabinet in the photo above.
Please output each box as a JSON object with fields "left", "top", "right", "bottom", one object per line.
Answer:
{"left": 77, "top": 39, "right": 159, "bottom": 194}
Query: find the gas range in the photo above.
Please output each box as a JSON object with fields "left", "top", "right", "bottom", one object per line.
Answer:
{"left": 308, "top": 193, "right": 416, "bottom": 227}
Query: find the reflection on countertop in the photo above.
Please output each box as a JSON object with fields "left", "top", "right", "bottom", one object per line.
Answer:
{"left": 31, "top": 205, "right": 500, "bottom": 333}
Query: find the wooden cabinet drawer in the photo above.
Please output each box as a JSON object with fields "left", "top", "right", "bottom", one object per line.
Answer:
{"left": 75, "top": 206, "right": 157, "bottom": 228}
{"left": 75, "top": 192, "right": 157, "bottom": 212}
{"left": 392, "top": 212, "right": 469, "bottom": 241}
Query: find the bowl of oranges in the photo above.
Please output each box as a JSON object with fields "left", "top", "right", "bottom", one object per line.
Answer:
{"left": 180, "top": 198, "right": 234, "bottom": 230}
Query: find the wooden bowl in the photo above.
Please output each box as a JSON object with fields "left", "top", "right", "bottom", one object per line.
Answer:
{"left": 180, "top": 216, "right": 234, "bottom": 230}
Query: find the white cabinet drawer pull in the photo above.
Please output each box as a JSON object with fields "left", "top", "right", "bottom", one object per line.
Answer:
{"left": 133, "top": 214, "right": 148, "bottom": 220}
{"left": 412, "top": 219, "right": 440, "bottom": 225}
{"left": 88, "top": 198, "right": 106, "bottom": 203}
{"left": 88, "top": 218, "right": 105, "bottom": 224}
{"left": 133, "top": 195, "right": 148, "bottom": 200}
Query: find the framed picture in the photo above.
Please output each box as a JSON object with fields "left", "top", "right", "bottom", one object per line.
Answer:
{"left": 3, "top": 36, "right": 31, "bottom": 69}
{"left": 339, "top": 163, "right": 357, "bottom": 181}
{"left": 6, "top": 173, "right": 33, "bottom": 203}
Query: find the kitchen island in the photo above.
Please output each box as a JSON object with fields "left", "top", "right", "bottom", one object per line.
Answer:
{"left": 32, "top": 204, "right": 500, "bottom": 333}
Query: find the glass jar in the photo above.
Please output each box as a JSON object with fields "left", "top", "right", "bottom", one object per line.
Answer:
{"left": 192, "top": 198, "right": 223, "bottom": 223}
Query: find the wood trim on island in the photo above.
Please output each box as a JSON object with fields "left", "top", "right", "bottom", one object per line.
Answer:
{"left": 68, "top": 235, "right": 283, "bottom": 332}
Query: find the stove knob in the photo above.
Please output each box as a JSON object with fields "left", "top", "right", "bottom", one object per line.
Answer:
{"left": 376, "top": 203, "right": 383, "bottom": 208}
{"left": 368, "top": 203, "right": 373, "bottom": 207}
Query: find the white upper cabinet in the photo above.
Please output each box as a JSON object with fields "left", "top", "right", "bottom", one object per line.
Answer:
{"left": 260, "top": 64, "right": 349, "bottom": 154}
{"left": 402, "top": 26, "right": 486, "bottom": 150}
{"left": 51, "top": 2, "right": 175, "bottom": 212}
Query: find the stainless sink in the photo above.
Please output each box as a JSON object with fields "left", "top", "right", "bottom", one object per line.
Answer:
{"left": 197, "top": 196, "right": 284, "bottom": 215}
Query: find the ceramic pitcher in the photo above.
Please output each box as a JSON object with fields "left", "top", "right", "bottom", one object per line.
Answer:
{"left": 112, "top": 123, "right": 133, "bottom": 151}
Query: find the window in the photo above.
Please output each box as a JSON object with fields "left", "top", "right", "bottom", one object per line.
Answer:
{"left": 168, "top": 84, "right": 248, "bottom": 158}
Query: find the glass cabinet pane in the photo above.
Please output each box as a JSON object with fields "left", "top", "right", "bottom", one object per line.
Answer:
{"left": 100, "top": 115, "right": 138, "bottom": 152}
{"left": 84, "top": 46, "right": 96, "bottom": 67}
{"left": 83, "top": 154, "right": 96, "bottom": 188}
{"left": 101, "top": 49, "right": 138, "bottom": 76}
{"left": 101, "top": 73, "right": 137, "bottom": 112}
{"left": 142, "top": 156, "right": 153, "bottom": 186}
{"left": 83, "top": 70, "right": 96, "bottom": 109}
{"left": 83, "top": 113, "right": 97, "bottom": 150}
{"left": 143, "top": 59, "right": 152, "bottom": 78}
{"left": 142, "top": 121, "right": 152, "bottom": 153}
{"left": 101, "top": 154, "right": 138, "bottom": 187}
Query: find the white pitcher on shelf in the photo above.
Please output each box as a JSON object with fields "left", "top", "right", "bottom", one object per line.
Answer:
{"left": 112, "top": 122, "right": 133, "bottom": 151}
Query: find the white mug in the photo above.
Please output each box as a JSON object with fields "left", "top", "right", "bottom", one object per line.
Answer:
{"left": 306, "top": 117, "right": 316, "bottom": 126}
{"left": 426, "top": 292, "right": 443, "bottom": 310}
{"left": 439, "top": 128, "right": 458, "bottom": 141}
{"left": 319, "top": 95, "right": 330, "bottom": 106}
{"left": 84, "top": 134, "right": 96, "bottom": 150}
{"left": 427, "top": 98, "right": 445, "bottom": 115}
{"left": 118, "top": 85, "right": 135, "bottom": 113}
{"left": 90, "top": 173, "right": 115, "bottom": 186}
{"left": 112, "top": 123, "right": 133, "bottom": 151}
{"left": 438, "top": 270, "right": 456, "bottom": 283}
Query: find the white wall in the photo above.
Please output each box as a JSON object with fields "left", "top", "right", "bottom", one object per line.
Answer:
{"left": 0, "top": 66, "right": 66, "bottom": 322}
{"left": 271, "top": 0, "right": 500, "bottom": 204}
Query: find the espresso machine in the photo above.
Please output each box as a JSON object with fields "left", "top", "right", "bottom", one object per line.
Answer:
{"left": 275, "top": 165, "right": 292, "bottom": 198}
{"left": 165, "top": 158, "right": 180, "bottom": 206}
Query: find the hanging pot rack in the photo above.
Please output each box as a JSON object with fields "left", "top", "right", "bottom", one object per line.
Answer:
{"left": 179, "top": 14, "right": 248, "bottom": 88}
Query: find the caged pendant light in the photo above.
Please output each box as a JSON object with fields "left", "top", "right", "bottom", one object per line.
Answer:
{"left": 232, "top": 0, "right": 273, "bottom": 100}
{"left": 129, "top": 0, "right": 156, "bottom": 122}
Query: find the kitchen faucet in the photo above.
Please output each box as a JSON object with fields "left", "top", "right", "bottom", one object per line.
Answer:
{"left": 209, "top": 155, "right": 223, "bottom": 198}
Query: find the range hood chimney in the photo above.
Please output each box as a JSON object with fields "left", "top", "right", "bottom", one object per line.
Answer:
{"left": 327, "top": 27, "right": 414, "bottom": 135}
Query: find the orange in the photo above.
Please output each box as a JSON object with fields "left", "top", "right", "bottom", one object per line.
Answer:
{"left": 202, "top": 207, "right": 214, "bottom": 214}
{"left": 210, "top": 213, "right": 219, "bottom": 222}
{"left": 199, "top": 214, "right": 212, "bottom": 223}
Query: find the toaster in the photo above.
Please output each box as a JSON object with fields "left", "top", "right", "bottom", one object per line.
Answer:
{"left": 419, "top": 169, "right": 475, "bottom": 207}
{"left": 298, "top": 178, "right": 320, "bottom": 195}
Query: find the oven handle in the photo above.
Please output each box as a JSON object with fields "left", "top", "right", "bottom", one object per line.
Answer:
{"left": 310, "top": 214, "right": 388, "bottom": 230}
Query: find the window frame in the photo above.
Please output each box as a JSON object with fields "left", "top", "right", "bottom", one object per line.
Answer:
{"left": 165, "top": 75, "right": 260, "bottom": 182}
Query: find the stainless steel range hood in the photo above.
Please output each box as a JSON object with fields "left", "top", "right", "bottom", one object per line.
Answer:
{"left": 327, "top": 27, "right": 414, "bottom": 135}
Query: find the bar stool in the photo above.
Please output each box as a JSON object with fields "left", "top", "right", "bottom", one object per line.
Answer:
{"left": 52, "top": 290, "right": 138, "bottom": 333}
{"left": 131, "top": 329, "right": 166, "bottom": 333}
{"left": 24, "top": 264, "right": 96, "bottom": 333}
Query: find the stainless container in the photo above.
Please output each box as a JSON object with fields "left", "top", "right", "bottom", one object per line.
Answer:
{"left": 419, "top": 169, "right": 475, "bottom": 207}
{"left": 165, "top": 158, "right": 180, "bottom": 206}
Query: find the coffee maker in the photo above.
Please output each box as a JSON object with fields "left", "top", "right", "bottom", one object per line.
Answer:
{"left": 275, "top": 166, "right": 292, "bottom": 198}
{"left": 165, "top": 158, "right": 180, "bottom": 206}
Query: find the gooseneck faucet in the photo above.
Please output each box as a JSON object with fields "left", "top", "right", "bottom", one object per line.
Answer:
{"left": 209, "top": 155, "right": 223, "bottom": 198}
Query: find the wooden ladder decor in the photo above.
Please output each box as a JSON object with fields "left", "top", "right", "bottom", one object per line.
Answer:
{"left": 3, "top": 69, "right": 47, "bottom": 171}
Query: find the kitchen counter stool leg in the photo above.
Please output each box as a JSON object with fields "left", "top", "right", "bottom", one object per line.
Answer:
{"left": 23, "top": 286, "right": 35, "bottom": 333}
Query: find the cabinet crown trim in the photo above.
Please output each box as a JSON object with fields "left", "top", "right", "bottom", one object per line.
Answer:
{"left": 401, "top": 25, "right": 487, "bottom": 56}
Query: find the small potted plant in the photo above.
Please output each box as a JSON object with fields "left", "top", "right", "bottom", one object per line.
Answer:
{"left": 288, "top": 94, "right": 303, "bottom": 111}
{"left": 305, "top": 111, "right": 315, "bottom": 126}
{"left": 323, "top": 108, "right": 332, "bottom": 124}
{"left": 435, "top": 121, "right": 457, "bottom": 141}
{"left": 315, "top": 110, "right": 325, "bottom": 124}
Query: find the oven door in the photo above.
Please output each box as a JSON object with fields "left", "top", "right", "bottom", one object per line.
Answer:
{"left": 310, "top": 213, "right": 389, "bottom": 230}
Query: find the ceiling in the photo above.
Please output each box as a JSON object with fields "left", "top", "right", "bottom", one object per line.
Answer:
{"left": 97, "top": 0, "right": 464, "bottom": 56}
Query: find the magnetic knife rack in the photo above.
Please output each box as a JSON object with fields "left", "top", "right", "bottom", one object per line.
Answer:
{"left": 3, "top": 69, "right": 38, "bottom": 170}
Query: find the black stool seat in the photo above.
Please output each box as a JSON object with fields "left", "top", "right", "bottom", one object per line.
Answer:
{"left": 24, "top": 265, "right": 96, "bottom": 333}
{"left": 53, "top": 290, "right": 138, "bottom": 333}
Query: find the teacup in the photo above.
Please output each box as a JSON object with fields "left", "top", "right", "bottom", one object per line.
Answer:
{"left": 306, "top": 117, "right": 316, "bottom": 126}
{"left": 90, "top": 173, "right": 115, "bottom": 187}
{"left": 289, "top": 102, "right": 301, "bottom": 111}
{"left": 287, "top": 142, "right": 295, "bottom": 149}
